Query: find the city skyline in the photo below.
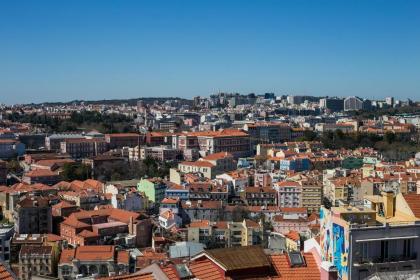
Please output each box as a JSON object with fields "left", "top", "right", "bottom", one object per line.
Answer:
{"left": 1, "top": 0, "right": 420, "bottom": 104}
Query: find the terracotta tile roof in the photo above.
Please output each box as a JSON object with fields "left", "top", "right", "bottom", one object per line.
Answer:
{"left": 25, "top": 169, "right": 59, "bottom": 177}
{"left": 280, "top": 207, "right": 307, "bottom": 214}
{"left": 403, "top": 194, "right": 420, "bottom": 218}
{"left": 99, "top": 272, "right": 155, "bottom": 280}
{"left": 106, "top": 133, "right": 140, "bottom": 138}
{"left": 0, "top": 139, "right": 17, "bottom": 144}
{"left": 276, "top": 181, "right": 301, "bottom": 187}
{"left": 61, "top": 215, "right": 90, "bottom": 229}
{"left": 307, "top": 213, "right": 319, "bottom": 222}
{"left": 46, "top": 233, "right": 66, "bottom": 242}
{"left": 214, "top": 221, "right": 228, "bottom": 229}
{"left": 34, "top": 158, "right": 74, "bottom": 167}
{"left": 273, "top": 215, "right": 307, "bottom": 223}
{"left": 270, "top": 253, "right": 320, "bottom": 280}
{"left": 160, "top": 265, "right": 179, "bottom": 280}
{"left": 17, "top": 196, "right": 49, "bottom": 208}
{"left": 165, "top": 183, "right": 186, "bottom": 190}
{"left": 52, "top": 200, "right": 76, "bottom": 210}
{"left": 63, "top": 208, "right": 140, "bottom": 227}
{"left": 181, "top": 129, "right": 248, "bottom": 138}
{"left": 59, "top": 249, "right": 76, "bottom": 264}
{"left": 244, "top": 219, "right": 260, "bottom": 228}
{"left": 179, "top": 161, "right": 215, "bottom": 168}
{"left": 160, "top": 210, "right": 175, "bottom": 220}
{"left": 54, "top": 181, "right": 72, "bottom": 190}
{"left": 202, "top": 152, "right": 233, "bottom": 161}
{"left": 136, "top": 250, "right": 167, "bottom": 269}
{"left": 189, "top": 259, "right": 224, "bottom": 280}
{"left": 68, "top": 179, "right": 104, "bottom": 193}
{"left": 117, "top": 250, "right": 130, "bottom": 264}
{"left": 188, "top": 220, "right": 210, "bottom": 228}
{"left": 75, "top": 245, "right": 115, "bottom": 262}
{"left": 78, "top": 229, "right": 99, "bottom": 238}
{"left": 285, "top": 230, "right": 300, "bottom": 242}
{"left": 245, "top": 187, "right": 276, "bottom": 193}
{"left": 9, "top": 182, "right": 54, "bottom": 193}
{"left": 181, "top": 200, "right": 222, "bottom": 209}
{"left": 20, "top": 245, "right": 52, "bottom": 256}
{"left": 161, "top": 197, "right": 180, "bottom": 204}
{"left": 0, "top": 263, "right": 15, "bottom": 280}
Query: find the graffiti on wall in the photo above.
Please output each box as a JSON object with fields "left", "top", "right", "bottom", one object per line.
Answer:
{"left": 333, "top": 223, "right": 349, "bottom": 280}
{"left": 320, "top": 207, "right": 333, "bottom": 263}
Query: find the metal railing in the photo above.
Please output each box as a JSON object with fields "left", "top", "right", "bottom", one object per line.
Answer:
{"left": 356, "top": 253, "right": 417, "bottom": 265}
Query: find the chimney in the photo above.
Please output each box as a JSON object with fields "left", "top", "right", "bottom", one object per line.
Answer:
{"left": 382, "top": 191, "right": 395, "bottom": 219}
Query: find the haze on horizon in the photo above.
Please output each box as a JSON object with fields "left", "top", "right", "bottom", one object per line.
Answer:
{"left": 1, "top": 0, "right": 419, "bottom": 105}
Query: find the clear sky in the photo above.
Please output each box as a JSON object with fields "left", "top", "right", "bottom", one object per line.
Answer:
{"left": 0, "top": 0, "right": 419, "bottom": 104}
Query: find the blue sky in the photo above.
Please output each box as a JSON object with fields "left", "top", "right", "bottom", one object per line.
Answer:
{"left": 0, "top": 0, "right": 419, "bottom": 104}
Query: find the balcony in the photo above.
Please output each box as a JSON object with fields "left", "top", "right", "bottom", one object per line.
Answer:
{"left": 355, "top": 253, "right": 417, "bottom": 266}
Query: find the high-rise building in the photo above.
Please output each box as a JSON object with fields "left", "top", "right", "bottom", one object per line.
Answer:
{"left": 14, "top": 196, "right": 52, "bottom": 234}
{"left": 287, "top": 95, "right": 305, "bottom": 105}
{"left": 319, "top": 98, "right": 344, "bottom": 112}
{"left": 344, "top": 96, "right": 364, "bottom": 111}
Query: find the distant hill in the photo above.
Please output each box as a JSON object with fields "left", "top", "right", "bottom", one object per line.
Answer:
{"left": 26, "top": 97, "right": 193, "bottom": 107}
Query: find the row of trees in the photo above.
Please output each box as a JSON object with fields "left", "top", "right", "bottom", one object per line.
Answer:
{"left": 6, "top": 110, "right": 134, "bottom": 133}
{"left": 61, "top": 157, "right": 177, "bottom": 182}
{"left": 297, "top": 130, "right": 419, "bottom": 161}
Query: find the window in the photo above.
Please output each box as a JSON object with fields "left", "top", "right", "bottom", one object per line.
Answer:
{"left": 380, "top": 240, "right": 389, "bottom": 260}
{"left": 403, "top": 239, "right": 412, "bottom": 258}
{"left": 361, "top": 242, "right": 368, "bottom": 261}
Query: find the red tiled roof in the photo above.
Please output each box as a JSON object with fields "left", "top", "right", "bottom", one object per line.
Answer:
{"left": 62, "top": 208, "right": 140, "bottom": 228}
{"left": 59, "top": 249, "right": 75, "bottom": 264}
{"left": 403, "top": 194, "right": 420, "bottom": 218}
{"left": 188, "top": 220, "right": 210, "bottom": 228}
{"left": 99, "top": 272, "right": 155, "bottom": 280}
{"left": 0, "top": 263, "right": 15, "bottom": 280}
{"left": 46, "top": 233, "right": 66, "bottom": 242}
{"left": 52, "top": 200, "right": 76, "bottom": 210}
{"left": 245, "top": 219, "right": 260, "bottom": 228}
{"left": 106, "top": 133, "right": 140, "bottom": 137}
{"left": 20, "top": 245, "right": 52, "bottom": 256}
{"left": 276, "top": 181, "right": 301, "bottom": 187}
{"left": 189, "top": 259, "right": 224, "bottom": 280}
{"left": 181, "top": 129, "right": 248, "bottom": 138}
{"left": 117, "top": 250, "right": 130, "bottom": 264}
{"left": 179, "top": 161, "right": 215, "bottom": 168}
{"left": 161, "top": 265, "right": 179, "bottom": 280}
{"left": 202, "top": 152, "right": 233, "bottom": 161}
{"left": 34, "top": 158, "right": 74, "bottom": 167}
{"left": 161, "top": 197, "right": 179, "bottom": 204}
{"left": 75, "top": 245, "right": 115, "bottom": 262}
{"left": 270, "top": 253, "right": 320, "bottom": 280}
{"left": 245, "top": 187, "right": 276, "bottom": 193}
{"left": 285, "top": 230, "right": 300, "bottom": 242}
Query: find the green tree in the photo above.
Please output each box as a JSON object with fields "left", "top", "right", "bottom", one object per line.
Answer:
{"left": 384, "top": 131, "right": 396, "bottom": 144}
{"left": 6, "top": 160, "right": 22, "bottom": 174}
{"left": 61, "top": 163, "right": 92, "bottom": 181}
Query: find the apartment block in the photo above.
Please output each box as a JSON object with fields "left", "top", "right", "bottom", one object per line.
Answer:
{"left": 60, "top": 138, "right": 108, "bottom": 159}
{"left": 187, "top": 219, "right": 263, "bottom": 248}
{"left": 13, "top": 196, "right": 52, "bottom": 234}
{"left": 320, "top": 191, "right": 420, "bottom": 280}
{"left": 105, "top": 133, "right": 144, "bottom": 149}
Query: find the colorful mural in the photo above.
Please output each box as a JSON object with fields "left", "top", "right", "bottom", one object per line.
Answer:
{"left": 320, "top": 207, "right": 333, "bottom": 263}
{"left": 333, "top": 223, "right": 349, "bottom": 280}
{"left": 321, "top": 207, "right": 350, "bottom": 280}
